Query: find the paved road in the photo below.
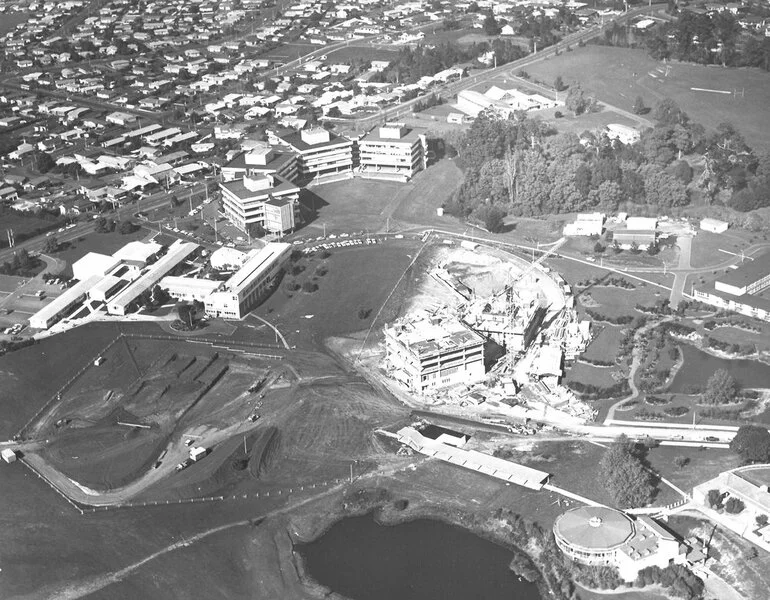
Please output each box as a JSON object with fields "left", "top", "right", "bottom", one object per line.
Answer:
{"left": 670, "top": 234, "right": 693, "bottom": 306}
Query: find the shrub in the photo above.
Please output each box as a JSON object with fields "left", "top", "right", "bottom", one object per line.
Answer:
{"left": 725, "top": 497, "right": 745, "bottom": 514}
{"left": 302, "top": 281, "right": 318, "bottom": 293}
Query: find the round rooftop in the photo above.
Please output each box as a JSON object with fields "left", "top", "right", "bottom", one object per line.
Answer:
{"left": 554, "top": 506, "right": 634, "bottom": 551}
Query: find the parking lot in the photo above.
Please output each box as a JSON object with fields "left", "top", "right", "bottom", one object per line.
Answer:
{"left": 0, "top": 274, "right": 68, "bottom": 333}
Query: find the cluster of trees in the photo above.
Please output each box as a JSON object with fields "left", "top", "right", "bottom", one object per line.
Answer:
{"left": 598, "top": 434, "right": 657, "bottom": 508}
{"left": 0, "top": 248, "right": 40, "bottom": 277}
{"left": 730, "top": 425, "right": 770, "bottom": 463}
{"left": 647, "top": 11, "right": 770, "bottom": 71}
{"left": 443, "top": 107, "right": 693, "bottom": 224}
{"left": 369, "top": 39, "right": 526, "bottom": 86}
{"left": 701, "top": 369, "right": 740, "bottom": 405}
{"left": 443, "top": 97, "right": 769, "bottom": 224}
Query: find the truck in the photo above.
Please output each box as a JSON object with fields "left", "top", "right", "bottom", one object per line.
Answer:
{"left": 189, "top": 446, "right": 207, "bottom": 462}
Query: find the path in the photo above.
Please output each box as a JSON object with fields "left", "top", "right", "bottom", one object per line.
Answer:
{"left": 670, "top": 235, "right": 693, "bottom": 306}
{"left": 248, "top": 314, "right": 290, "bottom": 350}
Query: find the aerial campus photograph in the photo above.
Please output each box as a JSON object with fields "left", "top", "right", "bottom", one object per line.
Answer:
{"left": 2, "top": 0, "right": 770, "bottom": 599}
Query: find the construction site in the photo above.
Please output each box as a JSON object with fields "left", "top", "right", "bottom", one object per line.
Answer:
{"left": 377, "top": 238, "right": 596, "bottom": 427}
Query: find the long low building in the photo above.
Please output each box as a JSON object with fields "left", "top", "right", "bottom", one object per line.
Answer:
{"left": 159, "top": 276, "right": 223, "bottom": 302}
{"left": 693, "top": 252, "right": 770, "bottom": 322}
{"left": 107, "top": 240, "right": 199, "bottom": 315}
{"left": 205, "top": 242, "right": 291, "bottom": 319}
{"left": 29, "top": 276, "right": 101, "bottom": 329}
{"left": 397, "top": 426, "right": 549, "bottom": 490}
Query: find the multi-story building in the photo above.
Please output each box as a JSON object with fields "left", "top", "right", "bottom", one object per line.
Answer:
{"left": 275, "top": 127, "right": 354, "bottom": 182}
{"left": 221, "top": 145, "right": 298, "bottom": 183}
{"left": 384, "top": 312, "right": 485, "bottom": 395}
{"left": 204, "top": 243, "right": 291, "bottom": 320}
{"left": 219, "top": 173, "right": 300, "bottom": 234}
{"left": 357, "top": 122, "right": 427, "bottom": 182}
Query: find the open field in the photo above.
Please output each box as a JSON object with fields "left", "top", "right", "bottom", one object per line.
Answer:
{"left": 524, "top": 45, "right": 770, "bottom": 151}
{"left": 302, "top": 158, "right": 464, "bottom": 235}
{"left": 565, "top": 362, "right": 619, "bottom": 388}
{"left": 325, "top": 44, "right": 399, "bottom": 63}
{"left": 258, "top": 241, "right": 425, "bottom": 349}
{"left": 0, "top": 322, "right": 123, "bottom": 438}
{"left": 689, "top": 228, "right": 761, "bottom": 269}
{"left": 581, "top": 324, "right": 626, "bottom": 363}
{"left": 578, "top": 588, "right": 669, "bottom": 600}
{"left": 0, "top": 211, "right": 63, "bottom": 246}
{"left": 54, "top": 226, "right": 151, "bottom": 267}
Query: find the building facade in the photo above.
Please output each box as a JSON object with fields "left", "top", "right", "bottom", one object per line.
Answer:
{"left": 554, "top": 506, "right": 685, "bottom": 582}
{"left": 221, "top": 145, "right": 298, "bottom": 183}
{"left": 384, "top": 313, "right": 485, "bottom": 394}
{"left": 219, "top": 173, "right": 300, "bottom": 234}
{"left": 357, "top": 123, "right": 427, "bottom": 182}
{"left": 276, "top": 127, "right": 354, "bottom": 182}
{"left": 205, "top": 243, "right": 291, "bottom": 319}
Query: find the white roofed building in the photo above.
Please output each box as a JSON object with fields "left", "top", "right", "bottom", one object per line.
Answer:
{"left": 160, "top": 276, "right": 223, "bottom": 302}
{"left": 219, "top": 173, "right": 300, "bottom": 235}
{"left": 275, "top": 127, "right": 354, "bottom": 183}
{"left": 72, "top": 252, "right": 121, "bottom": 281}
{"left": 112, "top": 240, "right": 163, "bottom": 267}
{"left": 357, "top": 123, "right": 428, "bottom": 182}
{"left": 205, "top": 243, "right": 291, "bottom": 319}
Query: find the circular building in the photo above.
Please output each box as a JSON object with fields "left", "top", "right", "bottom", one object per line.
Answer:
{"left": 553, "top": 506, "right": 635, "bottom": 566}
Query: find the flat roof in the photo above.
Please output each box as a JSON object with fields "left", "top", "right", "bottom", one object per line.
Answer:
{"left": 160, "top": 275, "right": 222, "bottom": 293}
{"left": 223, "top": 149, "right": 295, "bottom": 172}
{"left": 554, "top": 506, "right": 634, "bottom": 551}
{"left": 389, "top": 316, "right": 484, "bottom": 357}
{"left": 223, "top": 242, "right": 291, "bottom": 295}
{"left": 73, "top": 252, "right": 121, "bottom": 275}
{"left": 113, "top": 240, "right": 163, "bottom": 263}
{"left": 220, "top": 174, "right": 299, "bottom": 200}
{"left": 30, "top": 276, "right": 101, "bottom": 326}
{"left": 278, "top": 129, "right": 352, "bottom": 152}
{"left": 108, "top": 241, "right": 198, "bottom": 310}
{"left": 360, "top": 126, "right": 425, "bottom": 144}
{"left": 717, "top": 253, "right": 770, "bottom": 289}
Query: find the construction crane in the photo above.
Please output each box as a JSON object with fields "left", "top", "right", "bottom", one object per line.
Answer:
{"left": 494, "top": 237, "right": 567, "bottom": 304}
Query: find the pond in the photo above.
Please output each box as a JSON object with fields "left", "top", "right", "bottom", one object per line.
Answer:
{"left": 298, "top": 514, "right": 542, "bottom": 600}
{"left": 669, "top": 344, "right": 770, "bottom": 393}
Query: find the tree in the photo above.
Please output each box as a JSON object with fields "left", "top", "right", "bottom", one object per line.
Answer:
{"left": 594, "top": 241, "right": 605, "bottom": 253}
{"left": 707, "top": 489, "right": 723, "bottom": 509}
{"left": 36, "top": 152, "right": 55, "bottom": 173}
{"left": 730, "top": 425, "right": 770, "bottom": 463}
{"left": 673, "top": 456, "right": 690, "bottom": 469}
{"left": 326, "top": 106, "right": 342, "bottom": 118}
{"left": 756, "top": 514, "right": 768, "bottom": 527}
{"left": 177, "top": 303, "right": 195, "bottom": 329}
{"left": 654, "top": 98, "right": 688, "bottom": 127}
{"left": 151, "top": 284, "right": 169, "bottom": 306}
{"left": 43, "top": 236, "right": 59, "bottom": 254}
{"left": 632, "top": 95, "right": 646, "bottom": 115}
{"left": 565, "top": 83, "right": 593, "bottom": 115}
{"left": 483, "top": 13, "right": 501, "bottom": 36}
{"left": 554, "top": 75, "right": 567, "bottom": 92}
{"left": 94, "top": 216, "right": 109, "bottom": 233}
{"left": 118, "top": 220, "right": 138, "bottom": 234}
{"left": 598, "top": 434, "right": 657, "bottom": 508}
{"left": 725, "top": 497, "right": 745, "bottom": 514}
{"left": 702, "top": 369, "right": 739, "bottom": 405}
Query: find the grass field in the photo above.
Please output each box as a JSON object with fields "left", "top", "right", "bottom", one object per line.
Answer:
{"left": 326, "top": 44, "right": 399, "bottom": 63}
{"left": 303, "top": 158, "right": 464, "bottom": 235}
{"left": 524, "top": 45, "right": 770, "bottom": 151}
{"left": 0, "top": 211, "right": 63, "bottom": 246}
{"left": 55, "top": 226, "right": 151, "bottom": 268}
{"left": 565, "top": 362, "right": 619, "bottom": 388}
{"left": 258, "top": 242, "right": 422, "bottom": 349}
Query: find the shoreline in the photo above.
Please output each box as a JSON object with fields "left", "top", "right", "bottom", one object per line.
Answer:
{"left": 287, "top": 498, "right": 556, "bottom": 600}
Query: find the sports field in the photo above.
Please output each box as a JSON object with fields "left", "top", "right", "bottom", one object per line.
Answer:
{"left": 524, "top": 46, "right": 770, "bottom": 151}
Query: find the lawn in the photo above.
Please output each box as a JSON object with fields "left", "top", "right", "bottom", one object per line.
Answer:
{"left": 566, "top": 362, "right": 620, "bottom": 388}
{"left": 580, "top": 324, "right": 626, "bottom": 363}
{"left": 302, "top": 158, "right": 464, "bottom": 234}
{"left": 0, "top": 211, "right": 63, "bottom": 247}
{"left": 0, "top": 322, "right": 123, "bottom": 439}
{"left": 689, "top": 229, "right": 757, "bottom": 269}
{"left": 325, "top": 44, "right": 399, "bottom": 63}
{"left": 578, "top": 587, "right": 669, "bottom": 600}
{"left": 524, "top": 45, "right": 770, "bottom": 152}
{"left": 258, "top": 241, "right": 422, "bottom": 349}
{"left": 54, "top": 226, "right": 151, "bottom": 268}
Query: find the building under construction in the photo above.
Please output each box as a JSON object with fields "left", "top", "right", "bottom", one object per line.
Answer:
{"left": 383, "top": 310, "right": 486, "bottom": 395}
